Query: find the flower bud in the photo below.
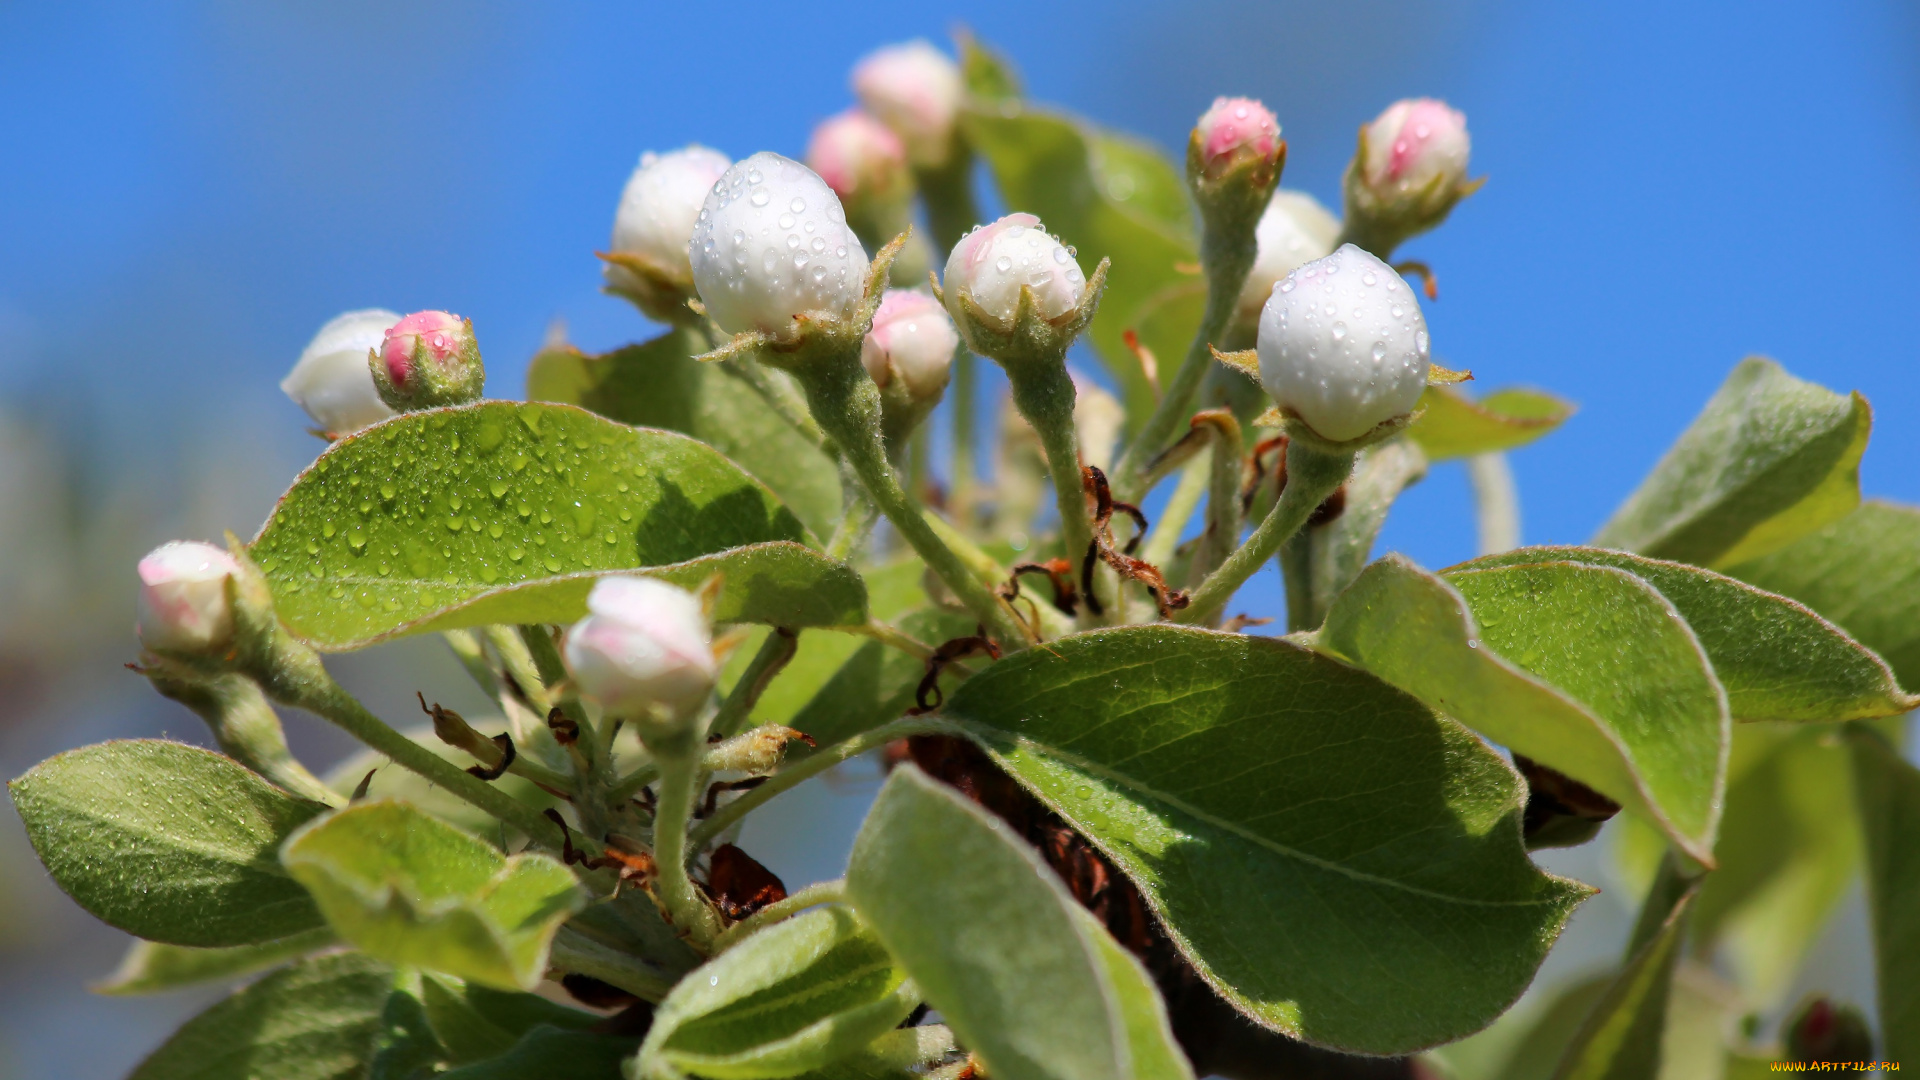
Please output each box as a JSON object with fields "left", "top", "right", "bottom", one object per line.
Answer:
{"left": 861, "top": 289, "right": 956, "bottom": 402}
{"left": 563, "top": 576, "right": 716, "bottom": 719}
{"left": 1785, "top": 997, "right": 1874, "bottom": 1064}
{"left": 370, "top": 310, "right": 486, "bottom": 411}
{"left": 137, "top": 541, "right": 240, "bottom": 654}
{"left": 280, "top": 309, "right": 401, "bottom": 436}
{"left": 1234, "top": 191, "right": 1340, "bottom": 327}
{"left": 1343, "top": 98, "right": 1476, "bottom": 253}
{"left": 688, "top": 152, "right": 870, "bottom": 341}
{"left": 806, "top": 110, "right": 911, "bottom": 209}
{"left": 1257, "top": 244, "right": 1429, "bottom": 443}
{"left": 1193, "top": 96, "right": 1281, "bottom": 180}
{"left": 851, "top": 41, "right": 963, "bottom": 168}
{"left": 605, "top": 145, "right": 732, "bottom": 321}
{"left": 942, "top": 213, "right": 1086, "bottom": 340}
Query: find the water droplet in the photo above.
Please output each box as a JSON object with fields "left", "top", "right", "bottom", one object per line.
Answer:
{"left": 1371, "top": 342, "right": 1387, "bottom": 361}
{"left": 380, "top": 482, "right": 397, "bottom": 500}
{"left": 749, "top": 189, "right": 770, "bottom": 207}
{"left": 1362, "top": 271, "right": 1378, "bottom": 286}
{"left": 448, "top": 492, "right": 463, "bottom": 511}
{"left": 1331, "top": 321, "right": 1348, "bottom": 341}
{"left": 995, "top": 255, "right": 1013, "bottom": 273}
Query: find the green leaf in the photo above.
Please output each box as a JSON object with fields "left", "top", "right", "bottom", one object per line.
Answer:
{"left": 251, "top": 400, "right": 854, "bottom": 651}
{"left": 526, "top": 329, "right": 841, "bottom": 540}
{"left": 97, "top": 928, "right": 338, "bottom": 996}
{"left": 1847, "top": 725, "right": 1920, "bottom": 1062}
{"left": 436, "top": 1025, "right": 642, "bottom": 1080}
{"left": 280, "top": 800, "right": 584, "bottom": 990}
{"left": 127, "top": 953, "right": 393, "bottom": 1080}
{"left": 964, "top": 105, "right": 1196, "bottom": 429}
{"left": 846, "top": 766, "right": 1193, "bottom": 1080}
{"left": 636, "top": 905, "right": 919, "bottom": 1080}
{"left": 1548, "top": 886, "right": 1697, "bottom": 1080}
{"left": 1456, "top": 546, "right": 1915, "bottom": 723}
{"left": 418, "top": 972, "right": 598, "bottom": 1065}
{"left": 1728, "top": 499, "right": 1920, "bottom": 690}
{"left": 1407, "top": 386, "right": 1576, "bottom": 461}
{"left": 1316, "top": 556, "right": 1726, "bottom": 864}
{"left": 938, "top": 626, "right": 1589, "bottom": 1055}
{"left": 9, "top": 740, "right": 327, "bottom": 947}
{"left": 1592, "top": 357, "right": 1870, "bottom": 568}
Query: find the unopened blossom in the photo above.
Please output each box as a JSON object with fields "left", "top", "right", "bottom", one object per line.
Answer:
{"left": 564, "top": 576, "right": 716, "bottom": 717}
{"left": 1257, "top": 244, "right": 1429, "bottom": 442}
{"left": 1193, "top": 96, "right": 1281, "bottom": 178}
{"left": 861, "top": 289, "right": 956, "bottom": 403}
{"left": 851, "top": 41, "right": 963, "bottom": 167}
{"left": 942, "top": 213, "right": 1085, "bottom": 334}
{"left": 373, "top": 310, "right": 485, "bottom": 409}
{"left": 806, "top": 111, "right": 910, "bottom": 205}
{"left": 137, "top": 541, "right": 240, "bottom": 654}
{"left": 607, "top": 145, "right": 732, "bottom": 295}
{"left": 1235, "top": 192, "right": 1341, "bottom": 324}
{"left": 280, "top": 309, "right": 400, "bottom": 435}
{"left": 1359, "top": 98, "right": 1471, "bottom": 201}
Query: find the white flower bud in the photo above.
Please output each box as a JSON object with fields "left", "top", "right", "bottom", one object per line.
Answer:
{"left": 137, "top": 541, "right": 240, "bottom": 654}
{"left": 1257, "top": 244, "right": 1429, "bottom": 442}
{"left": 1360, "top": 98, "right": 1471, "bottom": 204}
{"left": 806, "top": 111, "right": 910, "bottom": 206}
{"left": 280, "top": 309, "right": 401, "bottom": 435}
{"left": 942, "top": 213, "right": 1086, "bottom": 332}
{"left": 1235, "top": 192, "right": 1340, "bottom": 325}
{"left": 861, "top": 289, "right": 956, "bottom": 402}
{"left": 851, "top": 41, "right": 963, "bottom": 167}
{"left": 608, "top": 145, "right": 732, "bottom": 291}
{"left": 563, "top": 576, "right": 716, "bottom": 717}
{"left": 688, "top": 152, "right": 870, "bottom": 340}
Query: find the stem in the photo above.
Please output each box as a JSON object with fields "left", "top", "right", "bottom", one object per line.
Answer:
{"left": 914, "top": 149, "right": 980, "bottom": 254}
{"left": 649, "top": 739, "right": 725, "bottom": 952}
{"left": 793, "top": 353, "right": 1033, "bottom": 648}
{"left": 1005, "top": 362, "right": 1094, "bottom": 608}
{"left": 485, "top": 625, "right": 550, "bottom": 715}
{"left": 518, "top": 624, "right": 593, "bottom": 763}
{"left": 709, "top": 629, "right": 798, "bottom": 739}
{"left": 949, "top": 348, "right": 979, "bottom": 524}
{"left": 848, "top": 620, "right": 938, "bottom": 663}
{"left": 1139, "top": 455, "right": 1209, "bottom": 569}
{"left": 548, "top": 926, "right": 678, "bottom": 1002}
{"left": 607, "top": 763, "right": 658, "bottom": 806}
{"left": 1467, "top": 452, "right": 1521, "bottom": 555}
{"left": 147, "top": 669, "right": 339, "bottom": 805}
{"left": 712, "top": 879, "right": 847, "bottom": 953}
{"left": 689, "top": 716, "right": 948, "bottom": 849}
{"left": 1175, "top": 442, "right": 1354, "bottom": 627}
{"left": 1188, "top": 424, "right": 1244, "bottom": 589}
{"left": 441, "top": 629, "right": 500, "bottom": 701}
{"left": 1279, "top": 532, "right": 1316, "bottom": 633}
{"left": 826, "top": 457, "right": 881, "bottom": 561}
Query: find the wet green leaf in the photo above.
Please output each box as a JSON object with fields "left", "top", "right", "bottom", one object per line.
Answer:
{"left": 10, "top": 740, "right": 327, "bottom": 947}
{"left": 1548, "top": 886, "right": 1697, "bottom": 1080}
{"left": 96, "top": 928, "right": 339, "bottom": 996}
{"left": 1847, "top": 726, "right": 1920, "bottom": 1062}
{"left": 1408, "top": 386, "right": 1575, "bottom": 461}
{"left": 280, "top": 800, "right": 583, "bottom": 990}
{"left": 1728, "top": 499, "right": 1920, "bottom": 690}
{"left": 251, "top": 401, "right": 860, "bottom": 650}
{"left": 847, "top": 766, "right": 1192, "bottom": 1080}
{"left": 940, "top": 626, "right": 1589, "bottom": 1055}
{"left": 1592, "top": 357, "right": 1869, "bottom": 568}
{"left": 127, "top": 953, "right": 393, "bottom": 1080}
{"left": 1317, "top": 556, "right": 1726, "bottom": 863}
{"left": 526, "top": 328, "right": 841, "bottom": 539}
{"left": 635, "top": 905, "right": 918, "bottom": 1079}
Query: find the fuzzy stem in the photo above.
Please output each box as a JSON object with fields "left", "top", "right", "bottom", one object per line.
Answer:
{"left": 1189, "top": 424, "right": 1245, "bottom": 589}
{"left": 648, "top": 735, "right": 725, "bottom": 952}
{"left": 949, "top": 347, "right": 979, "bottom": 524}
{"left": 1279, "top": 533, "right": 1317, "bottom": 633}
{"left": 518, "top": 624, "right": 594, "bottom": 766}
{"left": 1139, "top": 455, "right": 1209, "bottom": 569}
{"left": 147, "top": 669, "right": 339, "bottom": 805}
{"left": 712, "top": 880, "right": 848, "bottom": 953}
{"left": 441, "top": 629, "right": 500, "bottom": 701}
{"left": 709, "top": 629, "right": 798, "bottom": 740}
{"left": 1467, "top": 452, "right": 1521, "bottom": 555}
{"left": 484, "top": 625, "right": 550, "bottom": 715}
{"left": 1005, "top": 362, "right": 1094, "bottom": 609}
{"left": 1176, "top": 442, "right": 1353, "bottom": 626}
{"left": 548, "top": 926, "right": 678, "bottom": 1002}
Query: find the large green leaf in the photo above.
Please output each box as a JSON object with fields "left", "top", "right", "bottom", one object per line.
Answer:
{"left": 846, "top": 766, "right": 1192, "bottom": 1080}
{"left": 1728, "top": 499, "right": 1920, "bottom": 689}
{"left": 964, "top": 105, "right": 1196, "bottom": 429}
{"left": 1548, "top": 887, "right": 1697, "bottom": 1080}
{"left": 127, "top": 953, "right": 393, "bottom": 1080}
{"left": 635, "top": 905, "right": 918, "bottom": 1079}
{"left": 1457, "top": 547, "right": 1914, "bottom": 723}
{"left": 1847, "top": 726, "right": 1920, "bottom": 1062}
{"left": 526, "top": 328, "right": 841, "bottom": 539}
{"left": 435, "top": 1025, "right": 642, "bottom": 1080}
{"left": 10, "top": 740, "right": 327, "bottom": 947}
{"left": 97, "top": 928, "right": 338, "bottom": 996}
{"left": 1316, "top": 556, "right": 1726, "bottom": 863}
{"left": 280, "top": 800, "right": 583, "bottom": 990}
{"left": 417, "top": 972, "right": 599, "bottom": 1065}
{"left": 1592, "top": 357, "right": 1870, "bottom": 568}
{"left": 251, "top": 401, "right": 858, "bottom": 650}
{"left": 1408, "top": 386, "right": 1575, "bottom": 462}
{"left": 939, "top": 626, "right": 1590, "bottom": 1054}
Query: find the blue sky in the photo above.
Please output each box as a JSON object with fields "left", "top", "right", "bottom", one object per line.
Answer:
{"left": 2, "top": 0, "right": 1917, "bottom": 580}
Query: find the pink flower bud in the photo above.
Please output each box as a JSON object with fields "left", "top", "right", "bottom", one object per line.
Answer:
{"left": 281, "top": 309, "right": 401, "bottom": 435}
{"left": 564, "top": 576, "right": 716, "bottom": 718}
{"left": 1194, "top": 97, "right": 1280, "bottom": 178}
{"left": 381, "top": 310, "right": 465, "bottom": 388}
{"left": 137, "top": 541, "right": 240, "bottom": 653}
{"left": 862, "top": 289, "right": 956, "bottom": 402}
{"left": 373, "top": 310, "right": 485, "bottom": 410}
{"left": 943, "top": 213, "right": 1086, "bottom": 332}
{"left": 806, "top": 110, "right": 911, "bottom": 204}
{"left": 851, "top": 41, "right": 963, "bottom": 167}
{"left": 1361, "top": 98, "right": 1471, "bottom": 199}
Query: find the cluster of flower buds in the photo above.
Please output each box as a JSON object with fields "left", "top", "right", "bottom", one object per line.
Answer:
{"left": 861, "top": 288, "right": 957, "bottom": 446}
{"left": 689, "top": 152, "right": 871, "bottom": 343}
{"left": 851, "top": 40, "right": 964, "bottom": 169}
{"left": 604, "top": 146, "right": 733, "bottom": 322}
{"left": 1343, "top": 98, "right": 1478, "bottom": 256}
{"left": 369, "top": 310, "right": 485, "bottom": 411}
{"left": 1255, "top": 244, "right": 1430, "bottom": 444}
{"left": 563, "top": 576, "right": 717, "bottom": 722}
{"left": 136, "top": 541, "right": 240, "bottom": 656}
{"left": 280, "top": 309, "right": 401, "bottom": 436}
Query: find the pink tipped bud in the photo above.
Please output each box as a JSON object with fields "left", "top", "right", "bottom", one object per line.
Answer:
{"left": 1195, "top": 97, "right": 1281, "bottom": 178}
{"left": 137, "top": 541, "right": 240, "bottom": 654}
{"left": 1362, "top": 98, "right": 1470, "bottom": 194}
{"left": 564, "top": 576, "right": 717, "bottom": 719}
{"left": 281, "top": 309, "right": 401, "bottom": 436}
{"left": 807, "top": 110, "right": 911, "bottom": 205}
{"left": 942, "top": 214, "right": 1087, "bottom": 337}
{"left": 851, "top": 41, "right": 963, "bottom": 167}
{"left": 862, "top": 289, "right": 956, "bottom": 402}
{"left": 372, "top": 310, "right": 485, "bottom": 411}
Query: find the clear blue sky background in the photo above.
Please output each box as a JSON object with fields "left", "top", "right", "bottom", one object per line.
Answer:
{"left": 1, "top": 3, "right": 1917, "bottom": 1075}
